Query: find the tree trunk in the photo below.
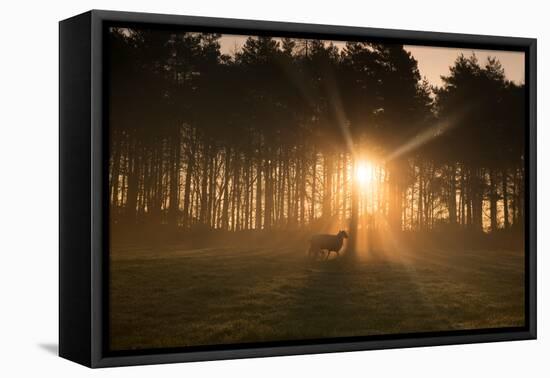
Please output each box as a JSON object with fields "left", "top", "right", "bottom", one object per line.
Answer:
{"left": 388, "top": 160, "right": 404, "bottom": 231}
{"left": 335, "top": 153, "right": 342, "bottom": 221}
{"left": 349, "top": 157, "right": 359, "bottom": 255}
{"left": 263, "top": 149, "right": 272, "bottom": 230}
{"left": 221, "top": 147, "right": 231, "bottom": 230}
{"left": 300, "top": 155, "right": 307, "bottom": 226}
{"left": 322, "top": 152, "right": 333, "bottom": 221}
{"left": 448, "top": 164, "right": 457, "bottom": 225}
{"left": 471, "top": 168, "right": 483, "bottom": 232}
{"left": 418, "top": 163, "right": 424, "bottom": 229}
{"left": 110, "top": 129, "right": 121, "bottom": 208}
{"left": 309, "top": 146, "right": 317, "bottom": 224}
{"left": 125, "top": 138, "right": 140, "bottom": 223}
{"left": 489, "top": 168, "right": 498, "bottom": 232}
{"left": 199, "top": 144, "right": 209, "bottom": 224}
{"left": 460, "top": 165, "right": 465, "bottom": 226}
{"left": 168, "top": 126, "right": 181, "bottom": 226}
{"left": 255, "top": 149, "right": 263, "bottom": 230}
{"left": 234, "top": 153, "right": 241, "bottom": 231}
{"left": 244, "top": 154, "right": 251, "bottom": 230}
{"left": 502, "top": 168, "right": 510, "bottom": 230}
{"left": 342, "top": 153, "right": 348, "bottom": 222}
{"left": 208, "top": 153, "right": 217, "bottom": 228}
{"left": 182, "top": 139, "right": 195, "bottom": 228}
{"left": 285, "top": 157, "right": 292, "bottom": 227}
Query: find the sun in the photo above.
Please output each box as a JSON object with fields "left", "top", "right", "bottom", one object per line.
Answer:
{"left": 356, "top": 160, "right": 374, "bottom": 185}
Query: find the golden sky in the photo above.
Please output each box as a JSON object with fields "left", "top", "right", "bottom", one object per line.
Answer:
{"left": 219, "top": 35, "right": 525, "bottom": 87}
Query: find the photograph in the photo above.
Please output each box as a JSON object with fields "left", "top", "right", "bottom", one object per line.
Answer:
{"left": 0, "top": 0, "right": 546, "bottom": 375}
{"left": 106, "top": 25, "right": 527, "bottom": 352}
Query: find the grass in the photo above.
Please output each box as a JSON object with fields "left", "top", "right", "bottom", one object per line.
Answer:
{"left": 109, "top": 242, "right": 525, "bottom": 351}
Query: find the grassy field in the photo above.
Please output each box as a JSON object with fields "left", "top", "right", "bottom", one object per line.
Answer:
{"left": 109, "top": 241, "right": 524, "bottom": 351}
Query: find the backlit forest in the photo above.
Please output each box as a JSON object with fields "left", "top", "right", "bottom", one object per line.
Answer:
{"left": 107, "top": 28, "right": 525, "bottom": 250}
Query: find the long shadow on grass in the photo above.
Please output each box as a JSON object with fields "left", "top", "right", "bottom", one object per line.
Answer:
{"left": 274, "top": 249, "right": 449, "bottom": 342}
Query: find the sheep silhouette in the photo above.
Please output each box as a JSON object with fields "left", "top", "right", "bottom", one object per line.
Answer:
{"left": 308, "top": 230, "right": 349, "bottom": 260}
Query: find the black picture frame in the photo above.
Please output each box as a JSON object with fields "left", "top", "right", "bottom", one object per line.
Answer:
{"left": 59, "top": 9, "right": 537, "bottom": 368}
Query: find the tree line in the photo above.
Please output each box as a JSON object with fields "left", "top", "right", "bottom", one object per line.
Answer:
{"left": 107, "top": 27, "right": 525, "bottom": 243}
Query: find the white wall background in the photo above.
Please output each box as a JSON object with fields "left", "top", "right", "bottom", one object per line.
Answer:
{"left": 0, "top": 0, "right": 546, "bottom": 376}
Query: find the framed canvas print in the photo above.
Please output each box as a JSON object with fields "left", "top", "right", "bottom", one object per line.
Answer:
{"left": 59, "top": 10, "right": 536, "bottom": 368}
